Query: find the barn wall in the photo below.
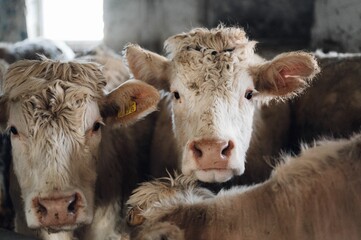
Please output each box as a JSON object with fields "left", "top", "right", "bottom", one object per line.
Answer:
{"left": 311, "top": 0, "right": 361, "bottom": 52}
{"left": 103, "top": 0, "right": 361, "bottom": 54}
{"left": 204, "top": 0, "right": 314, "bottom": 42}
{"left": 0, "top": 0, "right": 359, "bottom": 53}
{"left": 103, "top": 0, "right": 315, "bottom": 53}
{"left": 103, "top": 0, "right": 204, "bottom": 52}
{"left": 0, "top": 0, "right": 27, "bottom": 42}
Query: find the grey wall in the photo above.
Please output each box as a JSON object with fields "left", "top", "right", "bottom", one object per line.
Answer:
{"left": 104, "top": 0, "right": 204, "bottom": 52}
{"left": 0, "top": 0, "right": 27, "bottom": 42}
{"left": 311, "top": 0, "right": 361, "bottom": 52}
{"left": 104, "top": 0, "right": 361, "bottom": 54}
{"left": 205, "top": 0, "right": 314, "bottom": 42}
{"left": 104, "top": 0, "right": 315, "bottom": 53}
{"left": 1, "top": 0, "right": 359, "bottom": 53}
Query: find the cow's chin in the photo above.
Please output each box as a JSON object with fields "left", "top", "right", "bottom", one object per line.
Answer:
{"left": 27, "top": 215, "right": 93, "bottom": 232}
{"left": 41, "top": 224, "right": 84, "bottom": 233}
{"left": 28, "top": 217, "right": 93, "bottom": 233}
{"left": 194, "top": 169, "right": 236, "bottom": 183}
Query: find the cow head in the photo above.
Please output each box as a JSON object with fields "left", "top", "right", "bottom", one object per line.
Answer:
{"left": 125, "top": 27, "right": 319, "bottom": 183}
{"left": 0, "top": 59, "right": 160, "bottom": 231}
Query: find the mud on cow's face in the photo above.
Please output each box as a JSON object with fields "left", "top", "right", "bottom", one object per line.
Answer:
{"left": 0, "top": 59, "right": 160, "bottom": 232}
{"left": 125, "top": 27, "right": 320, "bottom": 183}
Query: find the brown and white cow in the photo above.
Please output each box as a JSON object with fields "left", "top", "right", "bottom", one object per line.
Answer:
{"left": 0, "top": 58, "right": 160, "bottom": 240}
{"left": 127, "top": 133, "right": 361, "bottom": 240}
{"left": 124, "top": 26, "right": 320, "bottom": 183}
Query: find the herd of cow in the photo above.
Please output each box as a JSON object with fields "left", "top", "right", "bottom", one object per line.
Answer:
{"left": 0, "top": 26, "right": 360, "bottom": 240}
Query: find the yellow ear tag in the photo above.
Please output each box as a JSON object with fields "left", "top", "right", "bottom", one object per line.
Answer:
{"left": 118, "top": 100, "right": 137, "bottom": 118}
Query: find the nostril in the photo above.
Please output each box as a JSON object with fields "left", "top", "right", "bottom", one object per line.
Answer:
{"left": 190, "top": 142, "right": 203, "bottom": 158}
{"left": 221, "top": 140, "right": 234, "bottom": 157}
{"left": 67, "top": 194, "right": 78, "bottom": 214}
{"left": 37, "top": 201, "right": 47, "bottom": 216}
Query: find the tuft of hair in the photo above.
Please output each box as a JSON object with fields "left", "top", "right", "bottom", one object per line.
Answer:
{"left": 3, "top": 58, "right": 106, "bottom": 101}
{"left": 127, "top": 172, "right": 214, "bottom": 210}
{"left": 271, "top": 133, "right": 360, "bottom": 188}
{"left": 164, "top": 25, "right": 255, "bottom": 58}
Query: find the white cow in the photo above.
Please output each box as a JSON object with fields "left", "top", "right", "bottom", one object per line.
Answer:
{"left": 127, "top": 133, "right": 361, "bottom": 240}
{"left": 124, "top": 26, "right": 320, "bottom": 183}
{"left": 0, "top": 58, "right": 160, "bottom": 240}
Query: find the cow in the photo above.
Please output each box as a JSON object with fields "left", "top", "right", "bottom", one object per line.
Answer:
{"left": 124, "top": 26, "right": 320, "bottom": 183}
{"left": 0, "top": 58, "right": 160, "bottom": 240}
{"left": 0, "top": 38, "right": 75, "bottom": 64}
{"left": 127, "top": 133, "right": 361, "bottom": 240}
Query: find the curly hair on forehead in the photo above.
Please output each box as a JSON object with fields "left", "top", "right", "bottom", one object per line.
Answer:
{"left": 3, "top": 58, "right": 107, "bottom": 101}
{"left": 164, "top": 25, "right": 255, "bottom": 57}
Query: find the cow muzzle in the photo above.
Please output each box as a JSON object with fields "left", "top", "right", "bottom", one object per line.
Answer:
{"left": 190, "top": 138, "right": 234, "bottom": 170}
{"left": 32, "top": 192, "right": 86, "bottom": 229}
{"left": 186, "top": 138, "right": 244, "bottom": 182}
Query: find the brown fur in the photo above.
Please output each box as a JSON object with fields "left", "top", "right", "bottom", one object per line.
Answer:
{"left": 128, "top": 134, "right": 361, "bottom": 240}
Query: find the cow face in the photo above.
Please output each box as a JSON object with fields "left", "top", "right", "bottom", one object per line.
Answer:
{"left": 0, "top": 60, "right": 159, "bottom": 231}
{"left": 125, "top": 27, "right": 319, "bottom": 183}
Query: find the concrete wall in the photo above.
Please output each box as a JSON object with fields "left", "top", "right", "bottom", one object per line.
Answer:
{"left": 103, "top": 0, "right": 314, "bottom": 53}
{"left": 1, "top": 0, "right": 359, "bottom": 52}
{"left": 311, "top": 0, "right": 361, "bottom": 52}
{"left": 205, "top": 0, "right": 314, "bottom": 41}
{"left": 104, "top": 0, "right": 204, "bottom": 52}
{"left": 0, "top": 0, "right": 27, "bottom": 42}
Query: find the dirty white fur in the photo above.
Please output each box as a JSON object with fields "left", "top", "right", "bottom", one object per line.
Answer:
{"left": 125, "top": 26, "right": 320, "bottom": 183}
{"left": 0, "top": 58, "right": 160, "bottom": 240}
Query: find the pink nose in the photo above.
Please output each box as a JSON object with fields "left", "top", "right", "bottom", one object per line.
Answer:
{"left": 190, "top": 139, "right": 234, "bottom": 170}
{"left": 33, "top": 193, "right": 82, "bottom": 227}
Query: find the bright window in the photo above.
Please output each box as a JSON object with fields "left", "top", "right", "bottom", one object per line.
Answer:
{"left": 27, "top": 0, "right": 103, "bottom": 42}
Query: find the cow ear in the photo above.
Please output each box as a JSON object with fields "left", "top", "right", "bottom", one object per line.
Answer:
{"left": 100, "top": 79, "right": 160, "bottom": 126}
{"left": 123, "top": 44, "right": 171, "bottom": 91}
{"left": 250, "top": 52, "right": 320, "bottom": 98}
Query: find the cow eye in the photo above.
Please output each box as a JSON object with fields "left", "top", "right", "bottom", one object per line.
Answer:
{"left": 173, "top": 91, "right": 180, "bottom": 100}
{"left": 92, "top": 122, "right": 102, "bottom": 132}
{"left": 245, "top": 90, "right": 253, "bottom": 100}
{"left": 10, "top": 126, "right": 18, "bottom": 135}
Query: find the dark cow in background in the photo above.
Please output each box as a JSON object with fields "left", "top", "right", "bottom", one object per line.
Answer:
{"left": 0, "top": 58, "right": 160, "bottom": 240}
{"left": 288, "top": 52, "right": 361, "bottom": 151}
